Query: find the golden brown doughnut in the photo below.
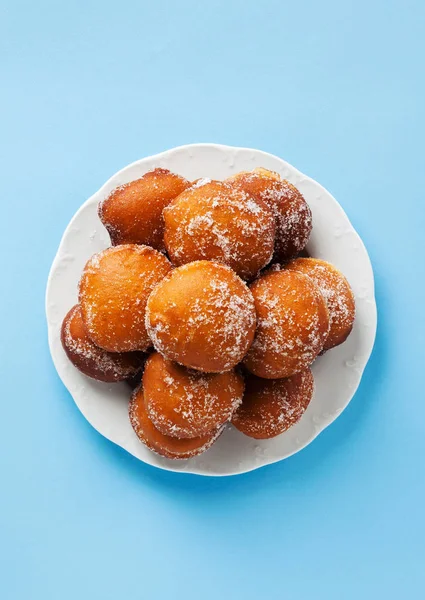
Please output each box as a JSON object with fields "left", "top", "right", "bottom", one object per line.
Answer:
{"left": 129, "top": 386, "right": 223, "bottom": 459}
{"left": 285, "top": 258, "right": 355, "bottom": 351}
{"left": 61, "top": 305, "right": 143, "bottom": 382}
{"left": 243, "top": 270, "right": 329, "bottom": 378}
{"left": 227, "top": 168, "right": 312, "bottom": 262}
{"left": 98, "top": 168, "right": 190, "bottom": 250}
{"left": 232, "top": 368, "right": 314, "bottom": 439}
{"left": 145, "top": 260, "right": 256, "bottom": 373}
{"left": 79, "top": 244, "right": 171, "bottom": 352}
{"left": 143, "top": 352, "right": 244, "bottom": 438}
{"left": 163, "top": 179, "right": 275, "bottom": 279}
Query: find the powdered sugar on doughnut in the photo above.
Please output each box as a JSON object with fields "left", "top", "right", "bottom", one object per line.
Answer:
{"left": 145, "top": 261, "right": 256, "bottom": 372}
{"left": 129, "top": 387, "right": 225, "bottom": 460}
{"left": 285, "top": 258, "right": 355, "bottom": 350}
{"left": 61, "top": 305, "right": 142, "bottom": 382}
{"left": 227, "top": 169, "right": 312, "bottom": 261}
{"left": 244, "top": 270, "right": 330, "bottom": 378}
{"left": 163, "top": 180, "right": 275, "bottom": 280}
{"left": 144, "top": 354, "right": 244, "bottom": 438}
{"left": 232, "top": 369, "right": 314, "bottom": 439}
{"left": 79, "top": 244, "right": 171, "bottom": 352}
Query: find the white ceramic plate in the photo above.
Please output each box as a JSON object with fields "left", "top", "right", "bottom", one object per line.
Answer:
{"left": 46, "top": 143, "right": 377, "bottom": 476}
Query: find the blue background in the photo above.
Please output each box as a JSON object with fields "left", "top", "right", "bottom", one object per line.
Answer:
{"left": 1, "top": 1, "right": 424, "bottom": 598}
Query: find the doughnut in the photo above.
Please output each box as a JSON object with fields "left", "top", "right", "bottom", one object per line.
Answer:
{"left": 98, "top": 168, "right": 190, "bottom": 250}
{"left": 232, "top": 368, "right": 314, "bottom": 439}
{"left": 243, "top": 270, "right": 329, "bottom": 378}
{"left": 285, "top": 258, "right": 355, "bottom": 350}
{"left": 79, "top": 244, "right": 171, "bottom": 352}
{"left": 145, "top": 260, "right": 256, "bottom": 373}
{"left": 163, "top": 179, "right": 275, "bottom": 279}
{"left": 143, "top": 352, "right": 244, "bottom": 438}
{"left": 129, "top": 386, "right": 223, "bottom": 459}
{"left": 227, "top": 168, "right": 312, "bottom": 261}
{"left": 61, "top": 305, "right": 144, "bottom": 382}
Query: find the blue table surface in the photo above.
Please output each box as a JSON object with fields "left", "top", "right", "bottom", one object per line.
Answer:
{"left": 1, "top": 1, "right": 424, "bottom": 598}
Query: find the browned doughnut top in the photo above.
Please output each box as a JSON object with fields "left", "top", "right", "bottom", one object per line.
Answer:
{"left": 145, "top": 260, "right": 257, "bottom": 373}
{"left": 232, "top": 368, "right": 314, "bottom": 439}
{"left": 61, "top": 305, "right": 143, "bottom": 382}
{"left": 243, "top": 270, "right": 329, "bottom": 378}
{"left": 99, "top": 168, "right": 190, "bottom": 250}
{"left": 79, "top": 244, "right": 171, "bottom": 352}
{"left": 143, "top": 352, "right": 244, "bottom": 438}
{"left": 129, "top": 386, "right": 223, "bottom": 459}
{"left": 163, "top": 179, "right": 275, "bottom": 279}
{"left": 227, "top": 168, "right": 312, "bottom": 261}
{"left": 285, "top": 258, "right": 355, "bottom": 350}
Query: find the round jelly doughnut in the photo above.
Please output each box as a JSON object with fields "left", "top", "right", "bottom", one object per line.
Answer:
{"left": 163, "top": 179, "right": 275, "bottom": 280}
{"left": 227, "top": 168, "right": 312, "bottom": 262}
{"left": 79, "top": 244, "right": 171, "bottom": 352}
{"left": 232, "top": 368, "right": 314, "bottom": 439}
{"left": 243, "top": 270, "right": 330, "bottom": 378}
{"left": 146, "top": 260, "right": 256, "bottom": 373}
{"left": 129, "top": 387, "right": 224, "bottom": 460}
{"left": 61, "top": 305, "right": 143, "bottom": 382}
{"left": 99, "top": 168, "right": 190, "bottom": 250}
{"left": 143, "top": 352, "right": 244, "bottom": 438}
{"left": 285, "top": 258, "right": 355, "bottom": 351}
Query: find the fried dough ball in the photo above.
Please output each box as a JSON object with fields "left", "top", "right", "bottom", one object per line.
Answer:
{"left": 145, "top": 260, "right": 256, "bottom": 373}
{"left": 129, "top": 387, "right": 223, "bottom": 459}
{"left": 79, "top": 244, "right": 171, "bottom": 352}
{"left": 232, "top": 368, "right": 314, "bottom": 439}
{"left": 163, "top": 179, "right": 275, "bottom": 280}
{"left": 99, "top": 168, "right": 190, "bottom": 250}
{"left": 143, "top": 352, "right": 244, "bottom": 438}
{"left": 285, "top": 258, "right": 355, "bottom": 351}
{"left": 61, "top": 305, "right": 143, "bottom": 382}
{"left": 227, "top": 168, "right": 312, "bottom": 262}
{"left": 243, "top": 270, "right": 329, "bottom": 378}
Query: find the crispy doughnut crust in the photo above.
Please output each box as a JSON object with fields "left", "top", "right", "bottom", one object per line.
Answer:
{"left": 61, "top": 305, "right": 143, "bottom": 382}
{"left": 129, "top": 386, "right": 223, "bottom": 459}
{"left": 227, "top": 168, "right": 312, "bottom": 261}
{"left": 232, "top": 368, "right": 314, "bottom": 439}
{"left": 164, "top": 179, "right": 275, "bottom": 280}
{"left": 99, "top": 168, "right": 190, "bottom": 250}
{"left": 79, "top": 244, "right": 171, "bottom": 352}
{"left": 145, "top": 260, "right": 256, "bottom": 373}
{"left": 143, "top": 352, "right": 244, "bottom": 438}
{"left": 285, "top": 258, "right": 355, "bottom": 350}
{"left": 243, "top": 270, "right": 329, "bottom": 378}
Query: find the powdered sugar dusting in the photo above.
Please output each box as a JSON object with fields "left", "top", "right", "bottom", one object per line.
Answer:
{"left": 163, "top": 180, "right": 275, "bottom": 279}
{"left": 144, "top": 354, "right": 244, "bottom": 438}
{"left": 191, "top": 177, "right": 212, "bottom": 188}
{"left": 244, "top": 270, "right": 330, "bottom": 378}
{"left": 227, "top": 169, "right": 312, "bottom": 261}
{"left": 79, "top": 245, "right": 171, "bottom": 352}
{"left": 285, "top": 258, "right": 355, "bottom": 350}
{"left": 232, "top": 369, "right": 314, "bottom": 438}
{"left": 146, "top": 261, "right": 257, "bottom": 372}
{"left": 61, "top": 305, "right": 142, "bottom": 381}
{"left": 129, "top": 388, "right": 225, "bottom": 459}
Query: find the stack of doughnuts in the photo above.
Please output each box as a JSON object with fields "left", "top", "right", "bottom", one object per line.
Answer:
{"left": 61, "top": 167, "right": 355, "bottom": 459}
